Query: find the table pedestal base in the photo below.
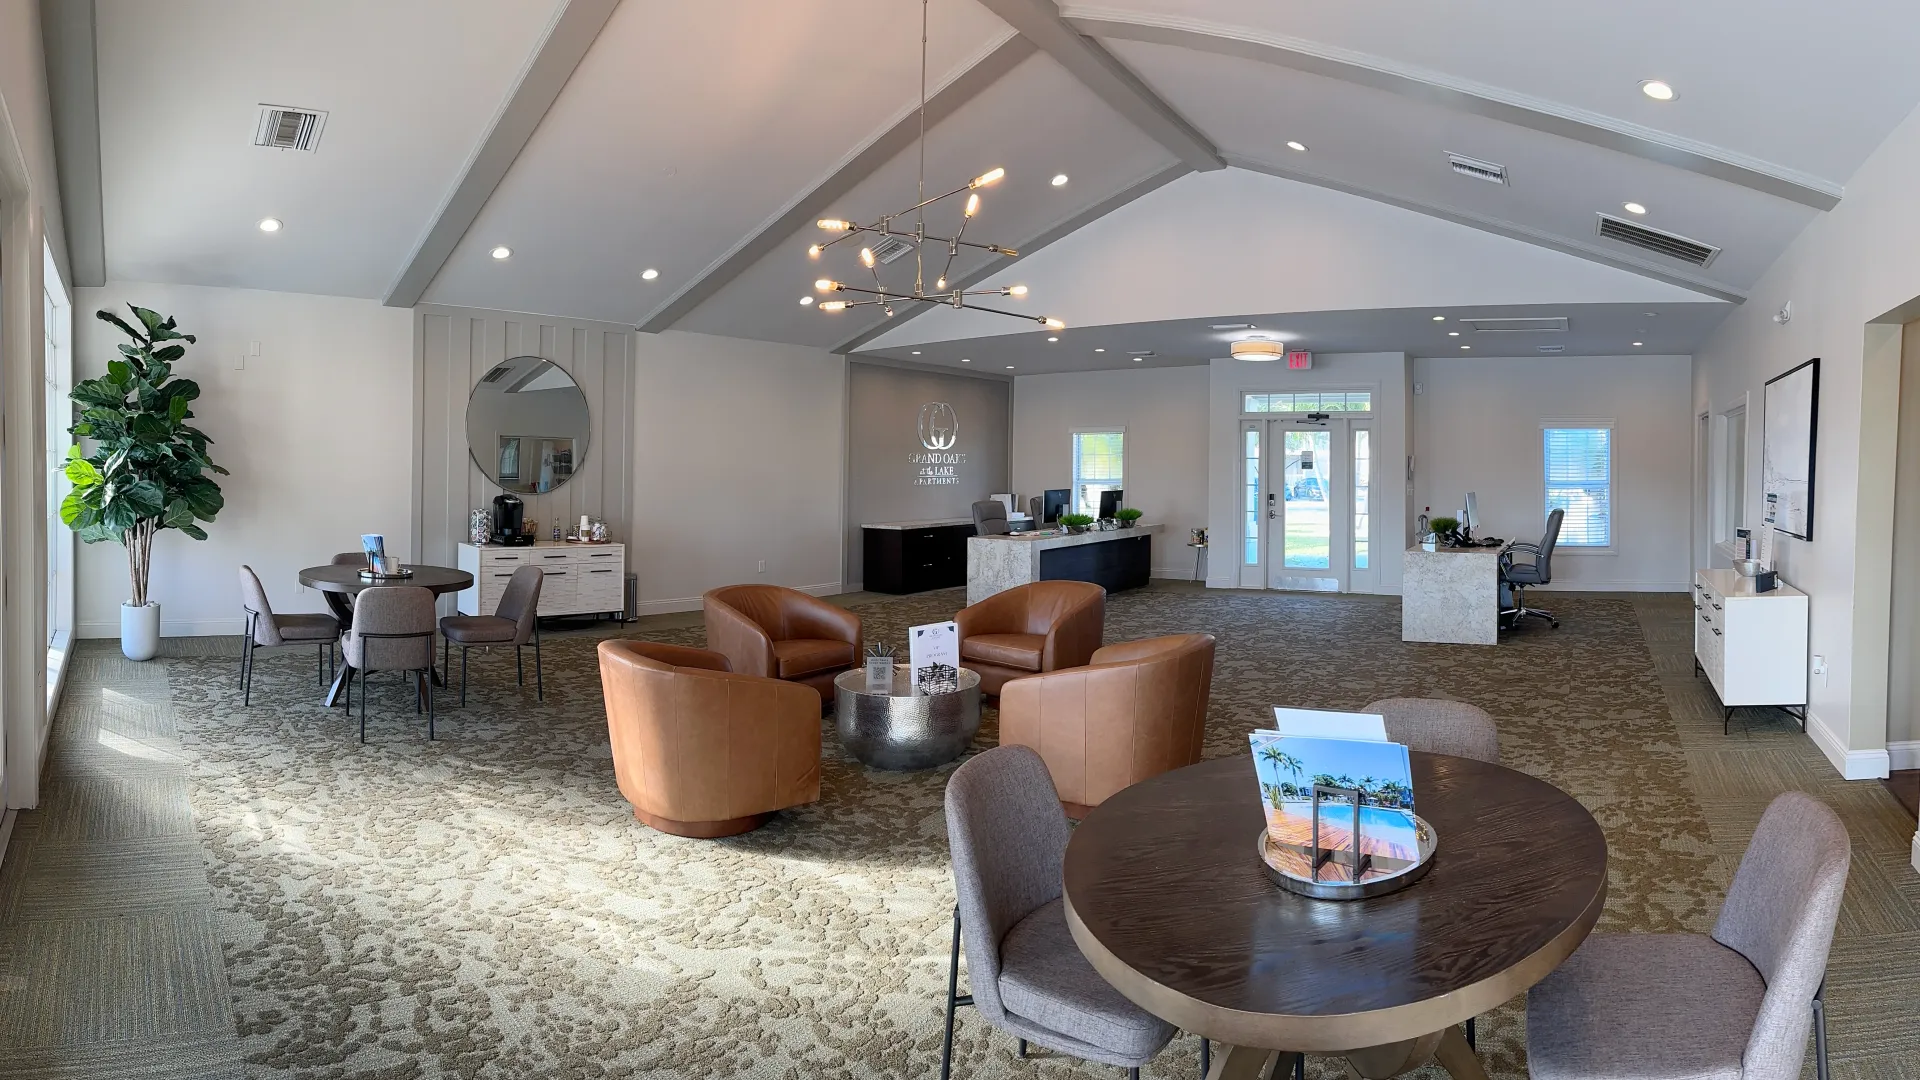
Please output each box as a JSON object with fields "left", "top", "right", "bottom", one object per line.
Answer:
{"left": 1205, "top": 1028, "right": 1485, "bottom": 1080}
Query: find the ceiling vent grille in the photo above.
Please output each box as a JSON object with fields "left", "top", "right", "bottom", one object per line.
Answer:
{"left": 1595, "top": 213, "right": 1719, "bottom": 267}
{"left": 253, "top": 105, "right": 327, "bottom": 152}
{"left": 1447, "top": 152, "right": 1508, "bottom": 185}
{"left": 1460, "top": 317, "right": 1569, "bottom": 333}
{"left": 1537, "top": 344, "right": 1566, "bottom": 354}
{"left": 1127, "top": 350, "right": 1156, "bottom": 358}
{"left": 868, "top": 235, "right": 915, "bottom": 265}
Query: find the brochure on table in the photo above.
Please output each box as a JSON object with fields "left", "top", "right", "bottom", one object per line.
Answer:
{"left": 360, "top": 534, "right": 385, "bottom": 560}
{"left": 1250, "top": 707, "right": 1419, "bottom": 865}
{"left": 908, "top": 621, "right": 960, "bottom": 694}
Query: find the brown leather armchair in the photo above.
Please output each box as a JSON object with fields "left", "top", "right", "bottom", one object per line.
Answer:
{"left": 598, "top": 639, "right": 822, "bottom": 838}
{"left": 953, "top": 580, "right": 1105, "bottom": 696}
{"left": 998, "top": 633, "right": 1215, "bottom": 818}
{"left": 702, "top": 585, "right": 863, "bottom": 705}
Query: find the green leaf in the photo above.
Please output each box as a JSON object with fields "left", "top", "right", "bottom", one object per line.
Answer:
{"left": 96, "top": 309, "right": 145, "bottom": 343}
{"left": 131, "top": 305, "right": 165, "bottom": 336}
{"left": 64, "top": 454, "right": 101, "bottom": 486}
{"left": 150, "top": 344, "right": 185, "bottom": 363}
{"left": 59, "top": 489, "right": 88, "bottom": 526}
{"left": 162, "top": 499, "right": 196, "bottom": 529}
{"left": 71, "top": 379, "right": 127, "bottom": 408}
{"left": 130, "top": 413, "right": 171, "bottom": 443}
{"left": 167, "top": 395, "right": 189, "bottom": 423}
{"left": 106, "top": 359, "right": 132, "bottom": 385}
{"left": 178, "top": 523, "right": 209, "bottom": 541}
{"left": 181, "top": 479, "right": 224, "bottom": 519}
{"left": 118, "top": 479, "right": 166, "bottom": 518}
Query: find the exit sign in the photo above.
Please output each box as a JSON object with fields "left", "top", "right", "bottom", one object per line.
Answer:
{"left": 1286, "top": 350, "right": 1313, "bottom": 370}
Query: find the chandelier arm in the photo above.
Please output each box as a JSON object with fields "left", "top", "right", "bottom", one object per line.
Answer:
{"left": 892, "top": 183, "right": 974, "bottom": 218}
{"left": 958, "top": 302, "right": 1049, "bottom": 323}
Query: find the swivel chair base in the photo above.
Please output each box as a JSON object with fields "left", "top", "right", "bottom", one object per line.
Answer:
{"left": 1500, "top": 586, "right": 1558, "bottom": 630}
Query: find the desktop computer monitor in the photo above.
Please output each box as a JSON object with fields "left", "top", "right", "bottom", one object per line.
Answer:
{"left": 1098, "top": 488, "right": 1124, "bottom": 520}
{"left": 1461, "top": 492, "right": 1479, "bottom": 533}
{"left": 1040, "top": 489, "right": 1070, "bottom": 524}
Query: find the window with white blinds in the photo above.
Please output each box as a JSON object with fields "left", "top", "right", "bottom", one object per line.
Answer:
{"left": 1071, "top": 430, "right": 1124, "bottom": 517}
{"left": 1543, "top": 426, "right": 1612, "bottom": 547}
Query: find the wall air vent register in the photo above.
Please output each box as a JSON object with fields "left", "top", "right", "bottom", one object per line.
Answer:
{"left": 254, "top": 105, "right": 328, "bottom": 152}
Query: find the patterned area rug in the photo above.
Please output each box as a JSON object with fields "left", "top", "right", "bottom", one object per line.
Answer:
{"left": 165, "top": 587, "right": 1720, "bottom": 1079}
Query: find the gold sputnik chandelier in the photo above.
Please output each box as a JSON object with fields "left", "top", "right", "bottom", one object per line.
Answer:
{"left": 807, "top": 0, "right": 1062, "bottom": 332}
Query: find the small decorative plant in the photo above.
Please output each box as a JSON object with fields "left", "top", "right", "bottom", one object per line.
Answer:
{"left": 1058, "top": 512, "right": 1095, "bottom": 534}
{"left": 865, "top": 642, "right": 895, "bottom": 659}
{"left": 1428, "top": 515, "right": 1461, "bottom": 544}
{"left": 1115, "top": 507, "right": 1143, "bottom": 527}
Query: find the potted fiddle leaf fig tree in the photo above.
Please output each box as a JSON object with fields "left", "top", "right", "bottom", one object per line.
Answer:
{"left": 62, "top": 306, "right": 227, "bottom": 660}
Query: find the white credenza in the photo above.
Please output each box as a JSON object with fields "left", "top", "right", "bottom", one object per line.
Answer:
{"left": 1694, "top": 568, "right": 1808, "bottom": 729}
{"left": 456, "top": 542, "right": 626, "bottom": 619}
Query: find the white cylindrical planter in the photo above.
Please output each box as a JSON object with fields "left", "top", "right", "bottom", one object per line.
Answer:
{"left": 121, "top": 601, "right": 160, "bottom": 661}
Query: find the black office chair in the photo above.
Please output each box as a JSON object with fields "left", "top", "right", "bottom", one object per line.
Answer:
{"left": 1500, "top": 508, "right": 1564, "bottom": 630}
{"left": 972, "top": 499, "right": 1012, "bottom": 536}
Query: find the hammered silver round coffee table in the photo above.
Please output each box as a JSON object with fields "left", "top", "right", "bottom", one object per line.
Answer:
{"left": 833, "top": 664, "right": 983, "bottom": 770}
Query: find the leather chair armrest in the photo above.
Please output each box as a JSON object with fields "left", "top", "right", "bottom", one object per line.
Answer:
{"left": 955, "top": 587, "right": 1020, "bottom": 639}
{"left": 1041, "top": 593, "right": 1105, "bottom": 671}
{"left": 1090, "top": 635, "right": 1188, "bottom": 666}
{"left": 625, "top": 641, "right": 732, "bottom": 672}
{"left": 789, "top": 593, "right": 863, "bottom": 654}
{"left": 703, "top": 594, "right": 777, "bottom": 678}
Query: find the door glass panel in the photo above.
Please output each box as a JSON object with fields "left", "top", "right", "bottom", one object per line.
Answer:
{"left": 1243, "top": 427, "right": 1261, "bottom": 565}
{"left": 1283, "top": 429, "right": 1331, "bottom": 569}
{"left": 1353, "top": 428, "right": 1371, "bottom": 570}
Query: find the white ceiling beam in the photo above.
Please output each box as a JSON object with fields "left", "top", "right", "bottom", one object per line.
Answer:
{"left": 975, "top": 0, "right": 1224, "bottom": 173}
{"left": 382, "top": 0, "right": 620, "bottom": 309}
{"left": 42, "top": 0, "right": 106, "bottom": 287}
{"left": 832, "top": 162, "right": 1191, "bottom": 354}
{"left": 1225, "top": 153, "right": 1746, "bottom": 304}
{"left": 1067, "top": 14, "right": 1841, "bottom": 212}
{"left": 636, "top": 33, "right": 1037, "bottom": 334}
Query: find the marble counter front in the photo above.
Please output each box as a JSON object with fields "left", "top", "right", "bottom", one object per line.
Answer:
{"left": 967, "top": 524, "right": 1162, "bottom": 604}
{"left": 1402, "top": 544, "right": 1501, "bottom": 645}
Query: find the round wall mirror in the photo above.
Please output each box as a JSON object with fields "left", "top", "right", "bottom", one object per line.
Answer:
{"left": 466, "top": 355, "right": 591, "bottom": 494}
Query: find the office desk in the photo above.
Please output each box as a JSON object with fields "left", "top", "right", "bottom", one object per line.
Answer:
{"left": 1402, "top": 544, "right": 1500, "bottom": 645}
{"left": 967, "top": 525, "right": 1161, "bottom": 604}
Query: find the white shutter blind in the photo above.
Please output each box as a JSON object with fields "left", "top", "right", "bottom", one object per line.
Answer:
{"left": 1543, "top": 428, "right": 1611, "bottom": 546}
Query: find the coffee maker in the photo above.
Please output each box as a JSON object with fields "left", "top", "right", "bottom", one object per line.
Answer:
{"left": 492, "top": 493, "right": 532, "bottom": 545}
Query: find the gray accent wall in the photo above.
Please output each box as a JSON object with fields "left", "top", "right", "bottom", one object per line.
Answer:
{"left": 845, "top": 362, "right": 1010, "bottom": 588}
{"left": 415, "top": 305, "right": 635, "bottom": 573}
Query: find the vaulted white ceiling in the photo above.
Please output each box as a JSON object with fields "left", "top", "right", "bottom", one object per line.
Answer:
{"left": 69, "top": 0, "right": 1920, "bottom": 371}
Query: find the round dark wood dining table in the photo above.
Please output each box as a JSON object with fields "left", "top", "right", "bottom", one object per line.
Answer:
{"left": 296, "top": 563, "right": 473, "bottom": 706}
{"left": 1063, "top": 753, "right": 1608, "bottom": 1080}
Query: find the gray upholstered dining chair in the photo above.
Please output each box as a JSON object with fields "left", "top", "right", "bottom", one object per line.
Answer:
{"left": 238, "top": 565, "right": 340, "bottom": 706}
{"left": 1364, "top": 698, "right": 1500, "bottom": 764}
{"left": 331, "top": 550, "right": 368, "bottom": 567}
{"left": 438, "top": 564, "right": 544, "bottom": 705}
{"left": 972, "top": 499, "right": 1012, "bottom": 536}
{"left": 340, "top": 585, "right": 439, "bottom": 743}
{"left": 1527, "top": 790, "right": 1850, "bottom": 1080}
{"left": 942, "top": 745, "right": 1191, "bottom": 1080}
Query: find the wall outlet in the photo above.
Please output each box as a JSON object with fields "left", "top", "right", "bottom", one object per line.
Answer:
{"left": 757, "top": 560, "right": 766, "bottom": 574}
{"left": 1811, "top": 654, "right": 1827, "bottom": 684}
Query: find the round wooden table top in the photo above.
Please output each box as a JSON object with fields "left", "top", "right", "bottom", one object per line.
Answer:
{"left": 296, "top": 563, "right": 474, "bottom": 595}
{"left": 1062, "top": 753, "right": 1608, "bottom": 1053}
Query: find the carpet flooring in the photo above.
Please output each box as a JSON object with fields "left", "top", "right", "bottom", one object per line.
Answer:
{"left": 0, "top": 583, "right": 1915, "bottom": 1079}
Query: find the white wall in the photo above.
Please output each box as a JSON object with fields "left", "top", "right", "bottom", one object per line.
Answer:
{"left": 1691, "top": 96, "right": 1920, "bottom": 781}
{"left": 75, "top": 282, "right": 415, "bottom": 636}
{"left": 1012, "top": 366, "right": 1209, "bottom": 576}
{"left": 1412, "top": 354, "right": 1694, "bottom": 591}
{"left": 631, "top": 330, "right": 845, "bottom": 613}
{"left": 1207, "top": 352, "right": 1411, "bottom": 593}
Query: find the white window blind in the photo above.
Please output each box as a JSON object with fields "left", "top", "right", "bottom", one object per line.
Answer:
{"left": 1071, "top": 430, "right": 1124, "bottom": 516}
{"left": 1543, "top": 427, "right": 1612, "bottom": 547}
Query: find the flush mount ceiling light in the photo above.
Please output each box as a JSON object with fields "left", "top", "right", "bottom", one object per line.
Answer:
{"left": 641, "top": 268, "right": 660, "bottom": 280}
{"left": 1640, "top": 80, "right": 1676, "bottom": 101}
{"left": 1051, "top": 174, "right": 1069, "bottom": 187}
{"left": 1047, "top": 336, "right": 1058, "bottom": 342}
{"left": 1431, "top": 315, "right": 1446, "bottom": 321}
{"left": 960, "top": 357, "right": 970, "bottom": 362}
{"left": 1633, "top": 341, "right": 1644, "bottom": 347}
{"left": 799, "top": 296, "right": 814, "bottom": 305}
{"left": 1230, "top": 340, "right": 1285, "bottom": 361}
{"left": 805, "top": 1, "right": 1058, "bottom": 332}
{"left": 1448, "top": 331, "right": 1460, "bottom": 337}
{"left": 257, "top": 217, "right": 283, "bottom": 233}
{"left": 1622, "top": 202, "right": 1648, "bottom": 215}
{"left": 1133, "top": 356, "right": 1144, "bottom": 362}
{"left": 1461, "top": 345, "right": 1471, "bottom": 350}
{"left": 1286, "top": 141, "right": 1307, "bottom": 152}
{"left": 490, "top": 245, "right": 512, "bottom": 260}
{"left": 1094, "top": 347, "right": 1106, "bottom": 353}
{"left": 911, "top": 350, "right": 921, "bottom": 355}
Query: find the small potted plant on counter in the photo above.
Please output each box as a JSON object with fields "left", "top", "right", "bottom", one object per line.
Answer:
{"left": 1427, "top": 515, "right": 1461, "bottom": 548}
{"left": 1059, "top": 512, "right": 1095, "bottom": 535}
{"left": 1114, "top": 507, "right": 1143, "bottom": 529}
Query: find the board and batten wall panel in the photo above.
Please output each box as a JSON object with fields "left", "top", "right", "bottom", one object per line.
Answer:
{"left": 415, "top": 306, "right": 634, "bottom": 582}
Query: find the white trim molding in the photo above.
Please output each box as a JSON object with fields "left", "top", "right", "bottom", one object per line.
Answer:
{"left": 1807, "top": 708, "right": 1892, "bottom": 781}
{"left": 1888, "top": 740, "right": 1920, "bottom": 772}
{"left": 630, "top": 582, "right": 845, "bottom": 619}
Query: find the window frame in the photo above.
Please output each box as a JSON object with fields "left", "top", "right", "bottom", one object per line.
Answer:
{"left": 1540, "top": 420, "right": 1616, "bottom": 554}
{"left": 1241, "top": 390, "right": 1375, "bottom": 416}
{"left": 1715, "top": 402, "right": 1748, "bottom": 546}
{"left": 1069, "top": 427, "right": 1126, "bottom": 518}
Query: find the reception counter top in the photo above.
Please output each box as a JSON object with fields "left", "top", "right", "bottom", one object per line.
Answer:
{"left": 968, "top": 524, "right": 1162, "bottom": 604}
{"left": 1402, "top": 543, "right": 1501, "bottom": 645}
{"left": 862, "top": 517, "right": 973, "bottom": 530}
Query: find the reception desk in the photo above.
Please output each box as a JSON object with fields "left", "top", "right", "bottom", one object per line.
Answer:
{"left": 968, "top": 524, "right": 1160, "bottom": 604}
{"left": 1402, "top": 544, "right": 1501, "bottom": 645}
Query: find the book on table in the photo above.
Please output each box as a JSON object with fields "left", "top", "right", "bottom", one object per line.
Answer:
{"left": 1251, "top": 707, "right": 1419, "bottom": 878}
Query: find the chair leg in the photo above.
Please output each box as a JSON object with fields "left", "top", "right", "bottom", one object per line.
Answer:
{"left": 941, "top": 905, "right": 971, "bottom": 1080}
{"left": 460, "top": 647, "right": 469, "bottom": 708}
{"left": 516, "top": 646, "right": 524, "bottom": 686}
{"left": 426, "top": 668, "right": 435, "bottom": 741}
{"left": 1129, "top": 1070, "right": 1139, "bottom": 1080}
{"left": 1199, "top": 1036, "right": 1209, "bottom": 1076}
{"left": 1466, "top": 1016, "right": 1475, "bottom": 1049}
{"left": 534, "top": 627, "right": 543, "bottom": 701}
{"left": 242, "top": 633, "right": 254, "bottom": 707}
{"left": 443, "top": 634, "right": 450, "bottom": 687}
{"left": 1814, "top": 980, "right": 1830, "bottom": 1080}
{"left": 1017, "top": 1039, "right": 1026, "bottom": 1059}
{"left": 359, "top": 667, "right": 369, "bottom": 743}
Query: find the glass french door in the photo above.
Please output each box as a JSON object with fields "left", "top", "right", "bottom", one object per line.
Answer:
{"left": 1239, "top": 417, "right": 1374, "bottom": 592}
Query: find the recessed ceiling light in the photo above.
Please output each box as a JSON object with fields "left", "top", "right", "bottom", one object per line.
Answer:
{"left": 1094, "top": 347, "right": 1105, "bottom": 353}
{"left": 1644, "top": 311, "right": 1657, "bottom": 317}
{"left": 1623, "top": 202, "right": 1647, "bottom": 215}
{"left": 910, "top": 350, "right": 920, "bottom": 355}
{"left": 257, "top": 217, "right": 282, "bottom": 233}
{"left": 1005, "top": 365, "right": 1015, "bottom": 370}
{"left": 641, "top": 268, "right": 660, "bottom": 280}
{"left": 1633, "top": 341, "right": 1644, "bottom": 347}
{"left": 1640, "top": 80, "right": 1676, "bottom": 101}
{"left": 1047, "top": 336, "right": 1058, "bottom": 342}
{"left": 1286, "top": 141, "right": 1307, "bottom": 152}
{"left": 1460, "top": 345, "right": 1471, "bottom": 350}
{"left": 799, "top": 296, "right": 813, "bottom": 305}
{"left": 490, "top": 245, "right": 512, "bottom": 260}
{"left": 1431, "top": 315, "right": 1445, "bottom": 322}
{"left": 1133, "top": 357, "right": 1143, "bottom": 362}
{"left": 1051, "top": 174, "right": 1069, "bottom": 187}
{"left": 1448, "top": 331, "right": 1460, "bottom": 337}
{"left": 960, "top": 358, "right": 970, "bottom": 363}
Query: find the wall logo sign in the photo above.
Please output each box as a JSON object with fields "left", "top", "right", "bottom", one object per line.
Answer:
{"left": 910, "top": 401, "right": 966, "bottom": 485}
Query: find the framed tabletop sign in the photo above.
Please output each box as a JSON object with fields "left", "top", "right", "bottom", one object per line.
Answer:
{"left": 908, "top": 621, "right": 960, "bottom": 693}
{"left": 1762, "top": 357, "right": 1819, "bottom": 541}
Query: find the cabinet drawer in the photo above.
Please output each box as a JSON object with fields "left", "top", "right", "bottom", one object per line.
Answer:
{"left": 534, "top": 568, "right": 577, "bottom": 614}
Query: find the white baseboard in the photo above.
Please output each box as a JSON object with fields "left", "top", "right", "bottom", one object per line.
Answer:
{"left": 0, "top": 809, "right": 15, "bottom": 870}
{"left": 1890, "top": 740, "right": 1920, "bottom": 772}
{"left": 630, "top": 582, "right": 842, "bottom": 619}
{"left": 1912, "top": 831, "right": 1920, "bottom": 876}
{"left": 1807, "top": 708, "right": 1892, "bottom": 780}
{"left": 78, "top": 616, "right": 243, "bottom": 638}
{"left": 1150, "top": 567, "right": 1202, "bottom": 581}
{"left": 1536, "top": 580, "right": 1694, "bottom": 592}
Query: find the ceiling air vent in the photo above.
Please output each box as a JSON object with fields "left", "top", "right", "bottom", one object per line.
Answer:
{"left": 253, "top": 105, "right": 327, "bottom": 152}
{"left": 1595, "top": 213, "right": 1719, "bottom": 267}
{"left": 1127, "top": 350, "right": 1156, "bottom": 358}
{"left": 1447, "top": 152, "right": 1508, "bottom": 185}
{"left": 1459, "top": 316, "right": 1569, "bottom": 333}
{"left": 1537, "top": 344, "right": 1566, "bottom": 354}
{"left": 868, "top": 235, "right": 915, "bottom": 265}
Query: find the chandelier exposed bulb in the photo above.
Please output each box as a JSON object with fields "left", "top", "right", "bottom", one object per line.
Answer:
{"left": 815, "top": 279, "right": 840, "bottom": 292}
{"left": 820, "top": 301, "right": 847, "bottom": 312}
{"left": 936, "top": 276, "right": 946, "bottom": 289}
{"left": 817, "top": 219, "right": 852, "bottom": 232}
{"left": 807, "top": 244, "right": 822, "bottom": 259}
{"left": 860, "top": 247, "right": 876, "bottom": 268}
{"left": 964, "top": 193, "right": 980, "bottom": 218}
{"left": 1042, "top": 317, "right": 1066, "bottom": 330}
{"left": 1006, "top": 285, "right": 1028, "bottom": 296}
{"left": 971, "top": 168, "right": 1005, "bottom": 188}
